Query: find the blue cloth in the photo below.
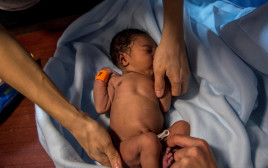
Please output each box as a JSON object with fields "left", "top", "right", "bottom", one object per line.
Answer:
{"left": 0, "top": 83, "right": 19, "bottom": 114}
{"left": 35, "top": 0, "right": 268, "bottom": 167}
{"left": 227, "top": 0, "right": 267, "bottom": 7}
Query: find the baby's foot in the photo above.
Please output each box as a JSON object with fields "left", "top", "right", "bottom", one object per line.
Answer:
{"left": 162, "top": 147, "right": 173, "bottom": 168}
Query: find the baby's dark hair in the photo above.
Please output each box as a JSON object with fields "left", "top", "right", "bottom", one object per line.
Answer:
{"left": 110, "top": 28, "right": 149, "bottom": 66}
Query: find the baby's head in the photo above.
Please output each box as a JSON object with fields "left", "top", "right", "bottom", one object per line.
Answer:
{"left": 110, "top": 29, "right": 157, "bottom": 75}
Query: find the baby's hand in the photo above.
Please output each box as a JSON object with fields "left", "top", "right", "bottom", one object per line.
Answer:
{"left": 100, "top": 67, "right": 120, "bottom": 76}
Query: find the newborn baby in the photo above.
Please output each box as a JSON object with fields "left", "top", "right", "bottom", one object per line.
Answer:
{"left": 94, "top": 29, "right": 190, "bottom": 168}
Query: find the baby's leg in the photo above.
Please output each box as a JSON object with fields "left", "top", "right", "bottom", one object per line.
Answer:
{"left": 120, "top": 132, "right": 162, "bottom": 168}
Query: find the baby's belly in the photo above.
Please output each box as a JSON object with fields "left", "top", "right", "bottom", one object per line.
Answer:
{"left": 110, "top": 96, "right": 164, "bottom": 141}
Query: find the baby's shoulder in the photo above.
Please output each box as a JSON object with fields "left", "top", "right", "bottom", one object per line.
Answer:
{"left": 108, "top": 75, "right": 123, "bottom": 87}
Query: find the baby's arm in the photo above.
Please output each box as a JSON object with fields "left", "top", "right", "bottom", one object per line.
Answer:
{"left": 159, "top": 80, "right": 172, "bottom": 112}
{"left": 93, "top": 67, "right": 120, "bottom": 114}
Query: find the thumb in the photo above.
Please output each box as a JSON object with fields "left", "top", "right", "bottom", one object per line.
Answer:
{"left": 167, "top": 135, "right": 197, "bottom": 148}
{"left": 105, "top": 145, "right": 123, "bottom": 168}
{"left": 154, "top": 72, "right": 165, "bottom": 98}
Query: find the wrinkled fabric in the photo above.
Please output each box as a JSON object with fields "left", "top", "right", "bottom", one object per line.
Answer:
{"left": 35, "top": 0, "right": 268, "bottom": 167}
{"left": 0, "top": 0, "right": 39, "bottom": 11}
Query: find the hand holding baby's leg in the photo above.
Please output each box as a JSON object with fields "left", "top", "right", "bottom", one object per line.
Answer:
{"left": 160, "top": 121, "right": 191, "bottom": 168}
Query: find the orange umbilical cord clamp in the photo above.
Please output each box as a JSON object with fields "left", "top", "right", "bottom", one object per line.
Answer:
{"left": 95, "top": 70, "right": 110, "bottom": 83}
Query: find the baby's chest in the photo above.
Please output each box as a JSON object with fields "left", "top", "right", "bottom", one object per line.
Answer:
{"left": 115, "top": 76, "right": 155, "bottom": 94}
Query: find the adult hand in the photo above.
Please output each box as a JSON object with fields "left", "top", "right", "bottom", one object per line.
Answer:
{"left": 153, "top": 41, "right": 189, "bottom": 97}
{"left": 0, "top": 27, "right": 122, "bottom": 168}
{"left": 167, "top": 135, "right": 217, "bottom": 168}
{"left": 70, "top": 112, "right": 123, "bottom": 168}
{"left": 154, "top": 0, "right": 190, "bottom": 98}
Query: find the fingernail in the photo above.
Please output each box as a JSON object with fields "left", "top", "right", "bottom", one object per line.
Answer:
{"left": 113, "top": 162, "right": 120, "bottom": 168}
{"left": 156, "top": 91, "right": 162, "bottom": 97}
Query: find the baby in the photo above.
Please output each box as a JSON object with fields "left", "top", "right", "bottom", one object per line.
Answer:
{"left": 94, "top": 29, "right": 190, "bottom": 168}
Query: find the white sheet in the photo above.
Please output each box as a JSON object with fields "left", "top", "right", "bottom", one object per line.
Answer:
{"left": 35, "top": 0, "right": 268, "bottom": 167}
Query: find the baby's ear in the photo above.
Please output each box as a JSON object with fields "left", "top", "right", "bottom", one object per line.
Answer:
{"left": 119, "top": 52, "right": 129, "bottom": 67}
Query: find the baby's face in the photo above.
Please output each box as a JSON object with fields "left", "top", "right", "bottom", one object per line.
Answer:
{"left": 128, "top": 35, "right": 157, "bottom": 74}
